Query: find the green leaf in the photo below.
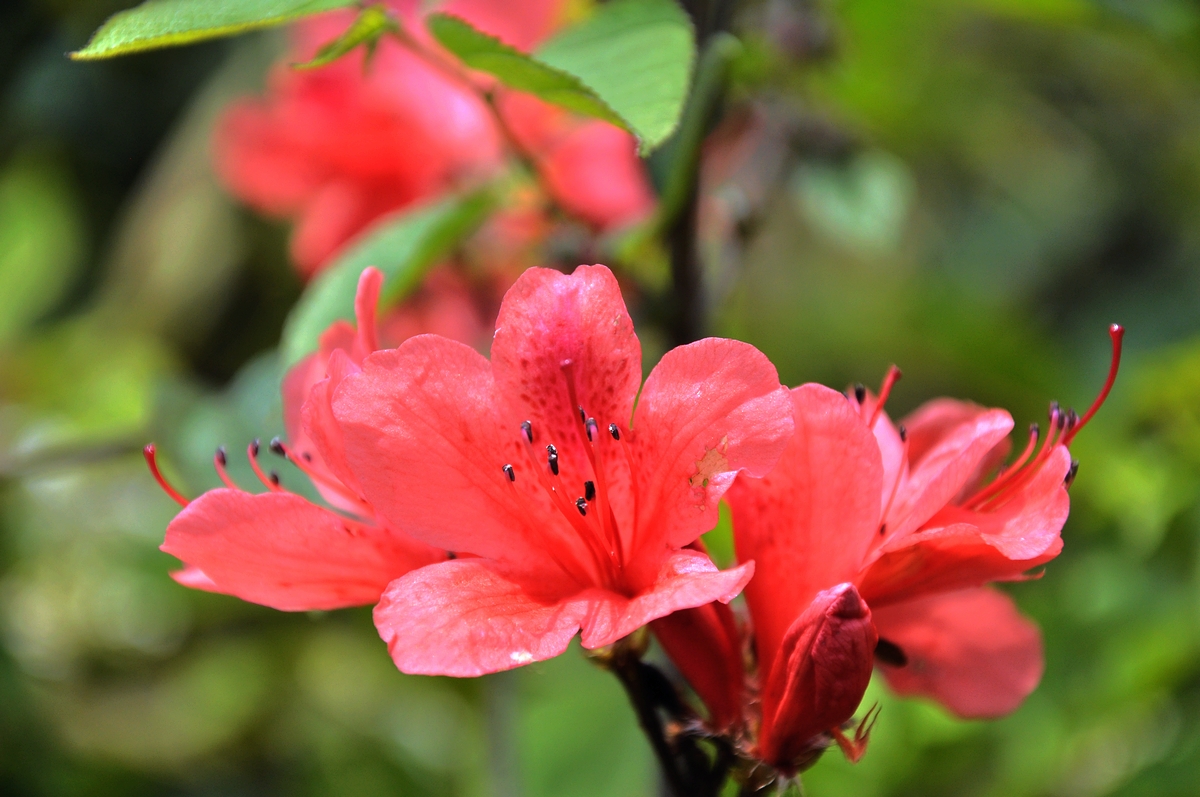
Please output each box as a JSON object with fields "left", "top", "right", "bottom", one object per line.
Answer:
{"left": 293, "top": 4, "right": 397, "bottom": 70}
{"left": 279, "top": 192, "right": 492, "bottom": 368}
{"left": 426, "top": 15, "right": 625, "bottom": 128}
{"left": 427, "top": 0, "right": 695, "bottom": 154}
{"left": 71, "top": 0, "right": 355, "bottom": 60}
{"left": 536, "top": 0, "right": 695, "bottom": 154}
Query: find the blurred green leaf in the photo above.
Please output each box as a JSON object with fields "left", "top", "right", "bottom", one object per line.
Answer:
{"left": 429, "top": 0, "right": 695, "bottom": 154}
{"left": 280, "top": 192, "right": 493, "bottom": 367}
{"left": 427, "top": 15, "right": 625, "bottom": 128}
{"left": 71, "top": 0, "right": 355, "bottom": 60}
{"left": 0, "top": 153, "right": 85, "bottom": 346}
{"left": 0, "top": 321, "right": 171, "bottom": 470}
{"left": 293, "top": 4, "right": 397, "bottom": 70}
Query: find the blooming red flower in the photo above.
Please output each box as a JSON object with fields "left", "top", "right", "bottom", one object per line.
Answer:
{"left": 327, "top": 264, "right": 793, "bottom": 675}
{"left": 154, "top": 268, "right": 448, "bottom": 608}
{"left": 656, "top": 327, "right": 1123, "bottom": 774}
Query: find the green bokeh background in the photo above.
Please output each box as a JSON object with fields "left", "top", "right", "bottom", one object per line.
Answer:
{"left": 3, "top": 0, "right": 1199, "bottom": 795}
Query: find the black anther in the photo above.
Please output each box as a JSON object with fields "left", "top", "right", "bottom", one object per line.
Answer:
{"left": 251, "top": 438, "right": 260, "bottom": 457}
{"left": 269, "top": 437, "right": 285, "bottom": 456}
{"left": 1030, "top": 422, "right": 1040, "bottom": 438}
{"left": 1065, "top": 460, "right": 1080, "bottom": 487}
{"left": 586, "top": 418, "right": 598, "bottom": 442}
{"left": 575, "top": 498, "right": 588, "bottom": 516}
{"left": 215, "top": 446, "right": 227, "bottom": 466}
{"left": 447, "top": 551, "right": 458, "bottom": 560}
{"left": 854, "top": 384, "right": 866, "bottom": 403}
{"left": 609, "top": 423, "right": 620, "bottom": 440}
{"left": 269, "top": 470, "right": 280, "bottom": 486}
{"left": 546, "top": 444, "right": 559, "bottom": 475}
{"left": 503, "top": 463, "right": 516, "bottom": 482}
{"left": 521, "top": 420, "right": 533, "bottom": 443}
{"left": 875, "top": 638, "right": 908, "bottom": 667}
{"left": 578, "top": 405, "right": 586, "bottom": 424}
{"left": 897, "top": 425, "right": 907, "bottom": 442}
{"left": 585, "top": 481, "right": 596, "bottom": 501}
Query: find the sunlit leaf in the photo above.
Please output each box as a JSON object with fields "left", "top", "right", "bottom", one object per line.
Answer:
{"left": 428, "top": 0, "right": 694, "bottom": 154}
{"left": 71, "top": 0, "right": 355, "bottom": 60}
{"left": 280, "top": 192, "right": 493, "bottom": 367}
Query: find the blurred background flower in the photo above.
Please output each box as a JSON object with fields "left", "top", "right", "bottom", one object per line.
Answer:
{"left": 2, "top": 0, "right": 1200, "bottom": 795}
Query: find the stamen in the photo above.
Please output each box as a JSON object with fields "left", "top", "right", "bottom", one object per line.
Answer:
{"left": 854, "top": 383, "right": 866, "bottom": 404}
{"left": 586, "top": 417, "right": 598, "bottom": 442}
{"left": 272, "top": 438, "right": 372, "bottom": 514}
{"left": 248, "top": 441, "right": 284, "bottom": 492}
{"left": 503, "top": 463, "right": 516, "bottom": 482}
{"left": 1064, "top": 324, "right": 1124, "bottom": 444}
{"left": 269, "top": 470, "right": 281, "bottom": 486}
{"left": 585, "top": 480, "right": 596, "bottom": 501}
{"left": 578, "top": 405, "right": 586, "bottom": 424}
{"left": 898, "top": 424, "right": 907, "bottom": 442}
{"left": 144, "top": 444, "right": 189, "bottom": 507}
{"left": 521, "top": 420, "right": 533, "bottom": 444}
{"left": 213, "top": 445, "right": 242, "bottom": 490}
{"left": 547, "top": 444, "right": 559, "bottom": 476}
{"left": 1065, "top": 460, "right": 1079, "bottom": 488}
{"left": 269, "top": 437, "right": 286, "bottom": 456}
{"left": 576, "top": 498, "right": 588, "bottom": 516}
{"left": 868, "top": 366, "right": 902, "bottom": 427}
{"left": 609, "top": 423, "right": 620, "bottom": 441}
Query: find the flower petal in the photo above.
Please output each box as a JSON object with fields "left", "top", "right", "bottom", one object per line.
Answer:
{"left": 489, "top": 266, "right": 642, "bottom": 494}
{"left": 577, "top": 549, "right": 755, "bottom": 649}
{"left": 873, "top": 588, "right": 1043, "bottom": 718}
{"left": 170, "top": 566, "right": 220, "bottom": 592}
{"left": 727, "top": 384, "right": 882, "bottom": 678}
{"left": 652, "top": 597, "right": 745, "bottom": 730}
{"left": 858, "top": 523, "right": 1061, "bottom": 606}
{"left": 333, "top": 335, "right": 559, "bottom": 569}
{"left": 884, "top": 405, "right": 1014, "bottom": 541}
{"left": 861, "top": 446, "right": 1071, "bottom": 605}
{"left": 374, "top": 558, "right": 585, "bottom": 676}
{"left": 162, "top": 489, "right": 442, "bottom": 611}
{"left": 633, "top": 338, "right": 793, "bottom": 556}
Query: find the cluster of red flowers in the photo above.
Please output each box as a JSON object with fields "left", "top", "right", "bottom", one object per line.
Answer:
{"left": 144, "top": 1, "right": 1126, "bottom": 783}
{"left": 148, "top": 262, "right": 1123, "bottom": 779}
{"left": 216, "top": 0, "right": 654, "bottom": 278}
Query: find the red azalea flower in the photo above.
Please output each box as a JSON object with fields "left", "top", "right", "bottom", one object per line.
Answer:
{"left": 328, "top": 264, "right": 794, "bottom": 676}
{"left": 656, "top": 327, "right": 1123, "bottom": 773}
{"left": 151, "top": 268, "right": 449, "bottom": 609}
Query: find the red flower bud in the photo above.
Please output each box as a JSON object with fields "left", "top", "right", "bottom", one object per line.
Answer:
{"left": 758, "top": 583, "right": 877, "bottom": 773}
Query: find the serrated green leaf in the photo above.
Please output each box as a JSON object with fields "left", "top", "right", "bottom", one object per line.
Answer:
{"left": 537, "top": 0, "right": 695, "bottom": 154}
{"left": 426, "top": 15, "right": 625, "bottom": 128}
{"left": 428, "top": 0, "right": 695, "bottom": 154}
{"left": 293, "top": 4, "right": 397, "bottom": 70}
{"left": 71, "top": 0, "right": 355, "bottom": 60}
{"left": 280, "top": 192, "right": 492, "bottom": 367}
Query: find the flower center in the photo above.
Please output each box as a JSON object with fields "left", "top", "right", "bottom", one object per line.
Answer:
{"left": 497, "top": 361, "right": 638, "bottom": 590}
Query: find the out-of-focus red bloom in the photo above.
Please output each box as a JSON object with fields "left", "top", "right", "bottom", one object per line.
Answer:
{"left": 327, "top": 264, "right": 793, "bottom": 676}
{"left": 216, "top": 0, "right": 655, "bottom": 277}
{"left": 656, "top": 327, "right": 1124, "bottom": 774}
{"left": 500, "top": 92, "right": 656, "bottom": 231}
{"left": 216, "top": 11, "right": 502, "bottom": 276}
{"left": 155, "top": 268, "right": 450, "bottom": 609}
